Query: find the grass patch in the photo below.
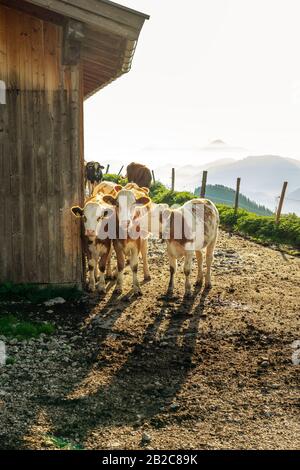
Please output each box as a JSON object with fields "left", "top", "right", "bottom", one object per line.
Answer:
{"left": 0, "top": 283, "right": 83, "bottom": 303}
{"left": 6, "top": 356, "right": 16, "bottom": 365}
{"left": 0, "top": 315, "right": 55, "bottom": 340}
{"left": 45, "top": 435, "right": 83, "bottom": 450}
{"left": 218, "top": 205, "right": 300, "bottom": 251}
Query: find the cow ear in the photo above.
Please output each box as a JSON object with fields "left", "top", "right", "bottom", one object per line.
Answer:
{"left": 71, "top": 206, "right": 84, "bottom": 217}
{"left": 115, "top": 185, "right": 122, "bottom": 193}
{"left": 135, "top": 196, "right": 150, "bottom": 206}
{"left": 102, "top": 195, "right": 117, "bottom": 206}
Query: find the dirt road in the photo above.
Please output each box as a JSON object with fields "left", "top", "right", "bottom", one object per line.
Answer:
{"left": 0, "top": 231, "right": 299, "bottom": 450}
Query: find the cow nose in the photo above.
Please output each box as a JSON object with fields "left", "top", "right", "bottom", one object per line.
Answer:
{"left": 86, "top": 229, "right": 95, "bottom": 236}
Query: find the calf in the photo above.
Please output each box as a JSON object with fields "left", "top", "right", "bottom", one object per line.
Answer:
{"left": 71, "top": 182, "right": 121, "bottom": 292}
{"left": 126, "top": 162, "right": 152, "bottom": 189}
{"left": 98, "top": 188, "right": 151, "bottom": 295}
{"left": 160, "top": 199, "right": 219, "bottom": 296}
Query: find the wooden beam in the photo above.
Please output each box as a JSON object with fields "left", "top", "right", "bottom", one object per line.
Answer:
{"left": 234, "top": 177, "right": 241, "bottom": 214}
{"left": 152, "top": 170, "right": 155, "bottom": 184}
{"left": 63, "top": 20, "right": 85, "bottom": 65}
{"left": 276, "top": 181, "right": 288, "bottom": 225}
{"left": 200, "top": 171, "right": 208, "bottom": 198}
{"left": 24, "top": 0, "right": 145, "bottom": 40}
{"left": 171, "top": 168, "right": 175, "bottom": 191}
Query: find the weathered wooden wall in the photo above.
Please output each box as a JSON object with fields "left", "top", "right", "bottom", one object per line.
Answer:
{"left": 0, "top": 4, "right": 84, "bottom": 285}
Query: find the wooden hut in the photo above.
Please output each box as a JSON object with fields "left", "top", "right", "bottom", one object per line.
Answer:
{"left": 0, "top": 0, "right": 149, "bottom": 287}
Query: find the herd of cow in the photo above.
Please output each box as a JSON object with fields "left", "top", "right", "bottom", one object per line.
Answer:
{"left": 71, "top": 162, "right": 219, "bottom": 297}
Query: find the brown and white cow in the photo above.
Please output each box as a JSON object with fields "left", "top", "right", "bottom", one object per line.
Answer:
{"left": 97, "top": 187, "right": 151, "bottom": 295}
{"left": 126, "top": 162, "right": 152, "bottom": 189}
{"left": 71, "top": 181, "right": 121, "bottom": 292}
{"left": 160, "top": 199, "right": 219, "bottom": 296}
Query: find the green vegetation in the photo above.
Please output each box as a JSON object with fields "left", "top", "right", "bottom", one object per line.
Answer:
{"left": 0, "top": 315, "right": 55, "bottom": 340}
{"left": 45, "top": 435, "right": 83, "bottom": 450}
{"left": 194, "top": 184, "right": 273, "bottom": 216}
{"left": 218, "top": 205, "right": 300, "bottom": 250}
{"left": 104, "top": 175, "right": 300, "bottom": 251}
{"left": 0, "top": 283, "right": 82, "bottom": 303}
{"left": 104, "top": 173, "right": 128, "bottom": 186}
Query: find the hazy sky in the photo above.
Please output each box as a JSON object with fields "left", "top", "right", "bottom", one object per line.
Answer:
{"left": 84, "top": 0, "right": 300, "bottom": 169}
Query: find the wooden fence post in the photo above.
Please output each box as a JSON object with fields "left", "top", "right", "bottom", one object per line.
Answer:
{"left": 234, "top": 177, "right": 241, "bottom": 214}
{"left": 171, "top": 168, "right": 175, "bottom": 191}
{"left": 276, "top": 181, "right": 288, "bottom": 225}
{"left": 152, "top": 170, "right": 156, "bottom": 184}
{"left": 118, "top": 165, "right": 124, "bottom": 176}
{"left": 105, "top": 164, "right": 110, "bottom": 174}
{"left": 200, "top": 171, "right": 208, "bottom": 198}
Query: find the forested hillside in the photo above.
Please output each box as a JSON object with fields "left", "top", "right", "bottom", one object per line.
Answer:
{"left": 194, "top": 184, "right": 273, "bottom": 216}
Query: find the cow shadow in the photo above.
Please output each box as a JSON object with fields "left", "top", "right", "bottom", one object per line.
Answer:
{"left": 36, "top": 287, "right": 210, "bottom": 446}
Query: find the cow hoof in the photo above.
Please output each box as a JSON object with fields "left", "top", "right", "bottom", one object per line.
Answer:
{"left": 133, "top": 286, "right": 142, "bottom": 296}
{"left": 184, "top": 290, "right": 192, "bottom": 298}
{"left": 114, "top": 287, "right": 122, "bottom": 296}
{"left": 144, "top": 275, "right": 151, "bottom": 282}
{"left": 195, "top": 280, "right": 203, "bottom": 288}
{"left": 204, "top": 282, "right": 212, "bottom": 290}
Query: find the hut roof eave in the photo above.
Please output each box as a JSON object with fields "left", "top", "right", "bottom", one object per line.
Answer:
{"left": 22, "top": 0, "right": 149, "bottom": 98}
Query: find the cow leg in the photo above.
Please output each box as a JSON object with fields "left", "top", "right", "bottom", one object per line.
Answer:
{"left": 184, "top": 251, "right": 193, "bottom": 296}
{"left": 95, "top": 262, "right": 100, "bottom": 281}
{"left": 98, "top": 250, "right": 109, "bottom": 294}
{"left": 130, "top": 246, "right": 141, "bottom": 295}
{"left": 167, "top": 251, "right": 177, "bottom": 296}
{"left": 88, "top": 258, "right": 96, "bottom": 292}
{"left": 106, "top": 246, "right": 113, "bottom": 279}
{"left": 115, "top": 246, "right": 125, "bottom": 295}
{"left": 141, "top": 238, "right": 151, "bottom": 281}
{"left": 205, "top": 238, "right": 216, "bottom": 289}
{"left": 195, "top": 250, "right": 204, "bottom": 286}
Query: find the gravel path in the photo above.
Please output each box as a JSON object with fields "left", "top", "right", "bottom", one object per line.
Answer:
{"left": 0, "top": 231, "right": 299, "bottom": 450}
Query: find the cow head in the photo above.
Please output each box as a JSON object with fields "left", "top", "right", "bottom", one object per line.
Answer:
{"left": 103, "top": 189, "right": 150, "bottom": 236}
{"left": 71, "top": 199, "right": 112, "bottom": 238}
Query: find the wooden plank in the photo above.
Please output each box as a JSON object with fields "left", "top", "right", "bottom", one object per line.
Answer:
{"left": 152, "top": 170, "right": 155, "bottom": 184}
{"left": 171, "top": 168, "right": 175, "bottom": 191}
{"left": 69, "top": 65, "right": 83, "bottom": 284}
{"left": 6, "top": 10, "right": 24, "bottom": 282}
{"left": 276, "top": 182, "right": 288, "bottom": 225}
{"left": 0, "top": 83, "right": 9, "bottom": 280}
{"left": 234, "top": 177, "right": 241, "bottom": 215}
{"left": 30, "top": 15, "right": 45, "bottom": 91}
{"left": 0, "top": 6, "right": 9, "bottom": 281}
{"left": 200, "top": 171, "right": 208, "bottom": 198}
{"left": 34, "top": 90, "right": 50, "bottom": 283}
{"left": 0, "top": 5, "right": 8, "bottom": 85}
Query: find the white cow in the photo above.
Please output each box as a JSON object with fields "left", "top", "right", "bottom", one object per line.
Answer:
{"left": 160, "top": 199, "right": 219, "bottom": 296}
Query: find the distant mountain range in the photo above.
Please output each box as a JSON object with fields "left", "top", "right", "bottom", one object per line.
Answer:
{"left": 154, "top": 155, "right": 300, "bottom": 215}
{"left": 194, "top": 184, "right": 273, "bottom": 216}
